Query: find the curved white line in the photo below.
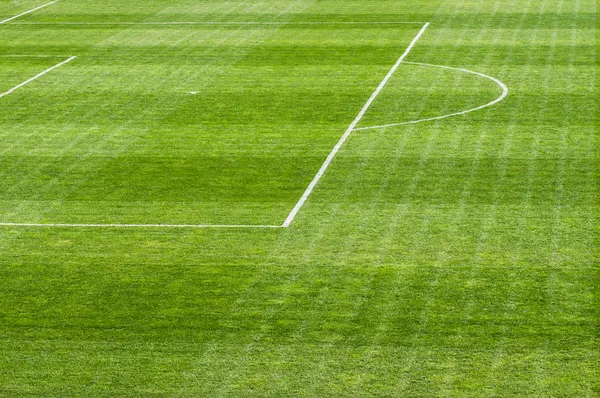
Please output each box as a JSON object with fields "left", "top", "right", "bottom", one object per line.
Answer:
{"left": 354, "top": 62, "right": 509, "bottom": 131}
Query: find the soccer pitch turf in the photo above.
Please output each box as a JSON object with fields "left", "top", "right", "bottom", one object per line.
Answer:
{"left": 0, "top": 0, "right": 597, "bottom": 396}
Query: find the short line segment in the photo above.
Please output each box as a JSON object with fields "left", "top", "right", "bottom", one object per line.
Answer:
{"left": 0, "top": 0, "right": 59, "bottom": 25}
{"left": 0, "top": 56, "right": 76, "bottom": 99}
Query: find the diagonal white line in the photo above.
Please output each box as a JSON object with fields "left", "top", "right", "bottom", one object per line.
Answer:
{"left": 0, "top": 56, "right": 76, "bottom": 99}
{"left": 0, "top": 0, "right": 59, "bottom": 25}
{"left": 281, "top": 22, "right": 430, "bottom": 227}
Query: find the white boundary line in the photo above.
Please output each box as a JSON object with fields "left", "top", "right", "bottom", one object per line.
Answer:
{"left": 9, "top": 21, "right": 427, "bottom": 26}
{"left": 354, "top": 62, "right": 509, "bottom": 131}
{"left": 0, "top": 0, "right": 59, "bottom": 25}
{"left": 0, "top": 55, "right": 68, "bottom": 57}
{"left": 0, "top": 56, "right": 76, "bottom": 99}
{"left": 282, "top": 22, "right": 430, "bottom": 227}
{"left": 0, "top": 222, "right": 283, "bottom": 228}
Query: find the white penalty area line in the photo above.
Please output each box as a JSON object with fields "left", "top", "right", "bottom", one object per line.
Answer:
{"left": 0, "top": 222, "right": 283, "bottom": 229}
{"left": 10, "top": 21, "right": 427, "bottom": 26}
{"left": 282, "top": 22, "right": 430, "bottom": 228}
{"left": 354, "top": 62, "right": 509, "bottom": 131}
{"left": 0, "top": 56, "right": 76, "bottom": 99}
{"left": 0, "top": 0, "right": 59, "bottom": 25}
{"left": 0, "top": 55, "right": 68, "bottom": 57}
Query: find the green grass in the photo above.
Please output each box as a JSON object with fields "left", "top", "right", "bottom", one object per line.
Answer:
{"left": 0, "top": 0, "right": 598, "bottom": 396}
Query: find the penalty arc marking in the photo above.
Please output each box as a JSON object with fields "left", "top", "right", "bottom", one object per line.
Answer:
{"left": 354, "top": 62, "right": 509, "bottom": 131}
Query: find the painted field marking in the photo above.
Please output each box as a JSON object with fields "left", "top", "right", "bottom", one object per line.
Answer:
{"left": 0, "top": 56, "right": 76, "bottom": 99}
{"left": 281, "top": 22, "right": 430, "bottom": 227}
{"left": 0, "top": 55, "right": 68, "bottom": 57}
{"left": 9, "top": 21, "right": 427, "bottom": 25}
{"left": 0, "top": 0, "right": 59, "bottom": 25}
{"left": 0, "top": 222, "right": 283, "bottom": 228}
{"left": 354, "top": 62, "right": 509, "bottom": 131}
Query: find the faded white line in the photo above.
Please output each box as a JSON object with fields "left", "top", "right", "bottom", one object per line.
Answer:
{"left": 282, "top": 22, "right": 430, "bottom": 227}
{"left": 0, "top": 0, "right": 59, "bottom": 25}
{"left": 0, "top": 56, "right": 76, "bottom": 99}
{"left": 0, "top": 222, "right": 283, "bottom": 228}
{"left": 354, "top": 62, "right": 509, "bottom": 131}
{"left": 0, "top": 54, "right": 68, "bottom": 57}
{"left": 11, "top": 21, "right": 428, "bottom": 26}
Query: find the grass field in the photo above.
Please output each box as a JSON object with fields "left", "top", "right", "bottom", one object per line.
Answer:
{"left": 0, "top": 0, "right": 598, "bottom": 396}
